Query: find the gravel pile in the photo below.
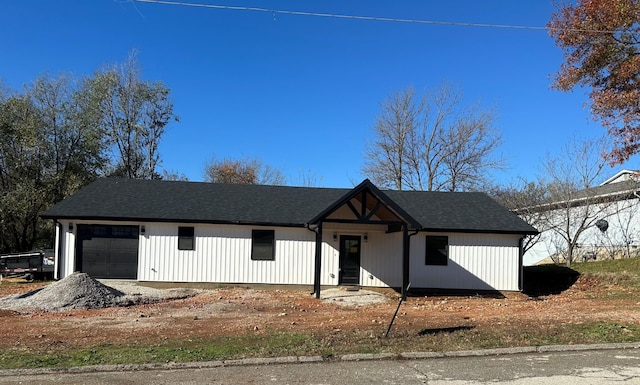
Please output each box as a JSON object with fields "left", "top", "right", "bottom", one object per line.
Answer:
{"left": 0, "top": 272, "right": 195, "bottom": 312}
{"left": 320, "top": 288, "right": 390, "bottom": 306}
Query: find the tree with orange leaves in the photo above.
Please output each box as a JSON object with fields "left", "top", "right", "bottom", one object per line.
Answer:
{"left": 549, "top": 0, "right": 640, "bottom": 164}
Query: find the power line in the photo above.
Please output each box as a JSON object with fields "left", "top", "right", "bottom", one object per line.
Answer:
{"left": 132, "top": 0, "right": 614, "bottom": 34}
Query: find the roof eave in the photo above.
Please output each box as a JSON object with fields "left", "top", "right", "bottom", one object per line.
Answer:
{"left": 418, "top": 227, "right": 539, "bottom": 236}
{"left": 40, "top": 215, "right": 306, "bottom": 228}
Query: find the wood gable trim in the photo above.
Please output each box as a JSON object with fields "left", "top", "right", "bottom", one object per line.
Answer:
{"left": 307, "top": 179, "right": 421, "bottom": 229}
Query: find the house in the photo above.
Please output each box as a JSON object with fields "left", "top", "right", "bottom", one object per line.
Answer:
{"left": 41, "top": 178, "right": 537, "bottom": 297}
{"left": 523, "top": 170, "right": 640, "bottom": 265}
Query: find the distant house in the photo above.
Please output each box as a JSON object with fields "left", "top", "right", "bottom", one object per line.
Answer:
{"left": 523, "top": 170, "right": 640, "bottom": 265}
{"left": 42, "top": 178, "right": 537, "bottom": 297}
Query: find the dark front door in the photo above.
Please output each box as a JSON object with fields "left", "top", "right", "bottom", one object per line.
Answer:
{"left": 339, "top": 235, "right": 361, "bottom": 285}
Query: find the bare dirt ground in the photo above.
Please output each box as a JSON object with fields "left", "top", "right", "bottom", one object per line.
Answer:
{"left": 0, "top": 274, "right": 638, "bottom": 354}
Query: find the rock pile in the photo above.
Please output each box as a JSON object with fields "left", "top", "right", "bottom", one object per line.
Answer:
{"left": 0, "top": 272, "right": 125, "bottom": 312}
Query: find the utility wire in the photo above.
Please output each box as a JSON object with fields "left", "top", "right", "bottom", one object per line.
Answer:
{"left": 132, "top": 0, "right": 615, "bottom": 34}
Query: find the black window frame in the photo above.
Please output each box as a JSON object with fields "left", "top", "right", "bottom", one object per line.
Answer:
{"left": 178, "top": 226, "right": 195, "bottom": 251}
{"left": 251, "top": 229, "right": 275, "bottom": 261}
{"left": 425, "top": 235, "right": 448, "bottom": 266}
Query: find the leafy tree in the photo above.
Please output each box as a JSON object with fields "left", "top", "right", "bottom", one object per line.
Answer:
{"left": 0, "top": 74, "right": 108, "bottom": 253}
{"left": 549, "top": 0, "right": 640, "bottom": 163}
{"left": 203, "top": 157, "right": 286, "bottom": 185}
{"left": 362, "top": 83, "right": 504, "bottom": 191}
{"left": 0, "top": 55, "right": 179, "bottom": 253}
{"left": 0, "top": 94, "right": 49, "bottom": 252}
{"left": 30, "top": 74, "right": 107, "bottom": 201}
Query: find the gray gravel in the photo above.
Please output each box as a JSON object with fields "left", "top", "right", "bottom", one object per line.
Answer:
{"left": 0, "top": 272, "right": 196, "bottom": 312}
{"left": 320, "top": 287, "right": 391, "bottom": 306}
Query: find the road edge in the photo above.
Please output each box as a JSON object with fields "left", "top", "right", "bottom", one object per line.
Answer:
{"left": 1, "top": 342, "right": 639, "bottom": 377}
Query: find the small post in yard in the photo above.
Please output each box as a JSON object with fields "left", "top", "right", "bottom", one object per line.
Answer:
{"left": 385, "top": 282, "right": 411, "bottom": 337}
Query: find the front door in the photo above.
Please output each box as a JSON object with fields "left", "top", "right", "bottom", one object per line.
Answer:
{"left": 339, "top": 235, "right": 361, "bottom": 285}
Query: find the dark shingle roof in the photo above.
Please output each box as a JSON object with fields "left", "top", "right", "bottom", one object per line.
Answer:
{"left": 41, "top": 178, "right": 537, "bottom": 234}
{"left": 386, "top": 190, "right": 536, "bottom": 233}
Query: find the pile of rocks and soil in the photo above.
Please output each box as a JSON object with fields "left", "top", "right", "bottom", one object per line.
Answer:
{"left": 0, "top": 272, "right": 195, "bottom": 312}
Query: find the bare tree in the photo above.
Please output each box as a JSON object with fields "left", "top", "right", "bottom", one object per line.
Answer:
{"left": 362, "top": 83, "right": 503, "bottom": 191}
{"left": 441, "top": 107, "right": 504, "bottom": 191}
{"left": 490, "top": 179, "right": 549, "bottom": 255}
{"left": 295, "top": 169, "right": 323, "bottom": 187}
{"left": 89, "top": 52, "right": 178, "bottom": 179}
{"left": 538, "top": 137, "right": 616, "bottom": 267}
{"left": 405, "top": 84, "right": 460, "bottom": 191}
{"left": 362, "top": 87, "right": 420, "bottom": 190}
{"left": 160, "top": 169, "right": 189, "bottom": 181}
{"left": 203, "top": 157, "right": 286, "bottom": 185}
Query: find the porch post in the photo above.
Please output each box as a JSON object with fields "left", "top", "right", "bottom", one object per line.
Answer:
{"left": 402, "top": 224, "right": 410, "bottom": 300}
{"left": 313, "top": 223, "right": 323, "bottom": 299}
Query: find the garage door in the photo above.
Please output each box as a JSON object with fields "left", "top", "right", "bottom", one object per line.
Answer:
{"left": 75, "top": 224, "right": 140, "bottom": 279}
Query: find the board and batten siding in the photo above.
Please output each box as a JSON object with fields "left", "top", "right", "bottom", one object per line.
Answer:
{"left": 360, "top": 230, "right": 403, "bottom": 288}
{"left": 52, "top": 220, "right": 522, "bottom": 291}
{"left": 320, "top": 225, "right": 403, "bottom": 288}
{"left": 139, "top": 224, "right": 407, "bottom": 287}
{"left": 138, "top": 223, "right": 323, "bottom": 284}
{"left": 410, "top": 232, "right": 522, "bottom": 291}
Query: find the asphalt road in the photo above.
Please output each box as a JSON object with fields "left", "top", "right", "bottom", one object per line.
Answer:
{"left": 1, "top": 348, "right": 639, "bottom": 384}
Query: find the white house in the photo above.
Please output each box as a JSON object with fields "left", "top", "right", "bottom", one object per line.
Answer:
{"left": 41, "top": 178, "right": 537, "bottom": 297}
{"left": 523, "top": 170, "right": 640, "bottom": 265}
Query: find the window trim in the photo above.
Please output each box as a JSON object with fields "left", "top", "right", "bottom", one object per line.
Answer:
{"left": 425, "top": 235, "right": 448, "bottom": 266}
{"left": 178, "top": 226, "right": 195, "bottom": 251}
{"left": 251, "top": 229, "right": 275, "bottom": 261}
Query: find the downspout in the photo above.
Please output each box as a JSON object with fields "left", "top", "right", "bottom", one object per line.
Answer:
{"left": 518, "top": 236, "right": 524, "bottom": 292}
{"left": 53, "top": 220, "right": 63, "bottom": 280}
{"left": 406, "top": 229, "right": 420, "bottom": 295}
{"left": 402, "top": 228, "right": 420, "bottom": 300}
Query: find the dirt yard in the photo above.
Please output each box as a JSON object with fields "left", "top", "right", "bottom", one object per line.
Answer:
{"left": 0, "top": 274, "right": 638, "bottom": 358}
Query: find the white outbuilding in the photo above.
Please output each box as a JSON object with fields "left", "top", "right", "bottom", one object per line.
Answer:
{"left": 42, "top": 178, "right": 537, "bottom": 297}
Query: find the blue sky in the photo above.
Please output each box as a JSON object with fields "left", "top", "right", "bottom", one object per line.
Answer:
{"left": 1, "top": 1, "right": 635, "bottom": 187}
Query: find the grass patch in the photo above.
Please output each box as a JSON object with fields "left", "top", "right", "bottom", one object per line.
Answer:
{"left": 0, "top": 332, "right": 316, "bottom": 369}
{"left": 572, "top": 257, "right": 640, "bottom": 275}
{"left": 0, "top": 322, "right": 638, "bottom": 370}
{"left": 576, "top": 258, "right": 640, "bottom": 298}
{"left": 575, "top": 323, "right": 640, "bottom": 343}
{"left": 524, "top": 257, "right": 640, "bottom": 297}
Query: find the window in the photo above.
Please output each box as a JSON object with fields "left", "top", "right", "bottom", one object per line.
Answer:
{"left": 251, "top": 230, "right": 275, "bottom": 261}
{"left": 425, "top": 236, "right": 448, "bottom": 266}
{"left": 178, "top": 226, "right": 195, "bottom": 250}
